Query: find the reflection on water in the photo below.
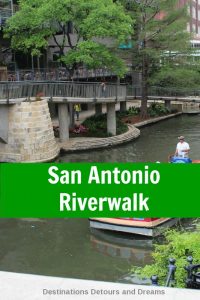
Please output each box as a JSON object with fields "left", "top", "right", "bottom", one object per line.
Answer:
{"left": 59, "top": 115, "right": 200, "bottom": 162}
{"left": 90, "top": 228, "right": 153, "bottom": 265}
{"left": 0, "top": 218, "right": 199, "bottom": 283}
{"left": 0, "top": 218, "right": 152, "bottom": 282}
{"left": 90, "top": 229, "right": 153, "bottom": 285}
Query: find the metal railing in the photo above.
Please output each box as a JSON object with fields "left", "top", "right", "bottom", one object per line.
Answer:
{"left": 127, "top": 85, "right": 200, "bottom": 98}
{"left": 6, "top": 67, "right": 122, "bottom": 82}
{"left": 2, "top": 81, "right": 200, "bottom": 102}
{"left": 150, "top": 257, "right": 200, "bottom": 289}
{"left": 0, "top": 81, "right": 127, "bottom": 101}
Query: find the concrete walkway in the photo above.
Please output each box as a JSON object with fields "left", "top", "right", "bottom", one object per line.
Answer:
{"left": 0, "top": 271, "right": 199, "bottom": 300}
{"left": 52, "top": 101, "right": 141, "bottom": 127}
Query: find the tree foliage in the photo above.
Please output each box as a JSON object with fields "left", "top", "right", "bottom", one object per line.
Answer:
{"left": 150, "top": 66, "right": 200, "bottom": 89}
{"left": 4, "top": 0, "right": 132, "bottom": 75}
{"left": 121, "top": 0, "right": 191, "bottom": 116}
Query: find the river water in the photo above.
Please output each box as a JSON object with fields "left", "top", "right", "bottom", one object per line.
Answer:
{"left": 59, "top": 114, "right": 200, "bottom": 162}
{"left": 0, "top": 115, "right": 200, "bottom": 283}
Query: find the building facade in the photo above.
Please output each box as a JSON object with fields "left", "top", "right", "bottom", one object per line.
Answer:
{"left": 0, "top": 0, "right": 14, "bottom": 28}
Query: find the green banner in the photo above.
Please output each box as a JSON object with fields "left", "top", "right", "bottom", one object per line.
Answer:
{"left": 0, "top": 163, "right": 199, "bottom": 217}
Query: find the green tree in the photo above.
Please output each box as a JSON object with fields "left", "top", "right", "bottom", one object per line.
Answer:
{"left": 4, "top": 0, "right": 132, "bottom": 76}
{"left": 150, "top": 66, "right": 200, "bottom": 89}
{"left": 122, "top": 0, "right": 191, "bottom": 116}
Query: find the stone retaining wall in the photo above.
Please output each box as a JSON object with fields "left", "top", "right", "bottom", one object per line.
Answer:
{"left": 0, "top": 100, "right": 59, "bottom": 162}
{"left": 60, "top": 112, "right": 182, "bottom": 154}
{"left": 60, "top": 124, "right": 140, "bottom": 153}
{"left": 134, "top": 112, "right": 182, "bottom": 128}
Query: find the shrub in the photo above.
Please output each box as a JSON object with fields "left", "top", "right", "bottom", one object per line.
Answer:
{"left": 132, "top": 226, "right": 200, "bottom": 288}
{"left": 150, "top": 67, "right": 200, "bottom": 89}
{"left": 128, "top": 106, "right": 140, "bottom": 115}
{"left": 82, "top": 113, "right": 128, "bottom": 137}
{"left": 148, "top": 102, "right": 169, "bottom": 117}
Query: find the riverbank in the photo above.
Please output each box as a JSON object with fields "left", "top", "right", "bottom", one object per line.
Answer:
{"left": 59, "top": 112, "right": 182, "bottom": 154}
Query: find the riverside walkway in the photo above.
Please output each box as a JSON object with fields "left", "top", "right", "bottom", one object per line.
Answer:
{"left": 0, "top": 271, "right": 198, "bottom": 300}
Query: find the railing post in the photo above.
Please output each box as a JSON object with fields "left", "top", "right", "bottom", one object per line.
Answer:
{"left": 166, "top": 258, "right": 176, "bottom": 287}
{"left": 151, "top": 275, "right": 159, "bottom": 286}
{"left": 116, "top": 77, "right": 120, "bottom": 100}
{"left": 94, "top": 83, "right": 97, "bottom": 100}
{"left": 6, "top": 82, "right": 9, "bottom": 104}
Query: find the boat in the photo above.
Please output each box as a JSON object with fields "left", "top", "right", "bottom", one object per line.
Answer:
{"left": 90, "top": 157, "right": 199, "bottom": 237}
{"left": 169, "top": 156, "right": 200, "bottom": 164}
{"left": 89, "top": 218, "right": 178, "bottom": 237}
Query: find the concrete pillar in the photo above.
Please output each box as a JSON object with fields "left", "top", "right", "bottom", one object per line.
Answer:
{"left": 48, "top": 102, "right": 57, "bottom": 119}
{"left": 165, "top": 100, "right": 171, "bottom": 111}
{"left": 58, "top": 103, "right": 69, "bottom": 142}
{"left": 95, "top": 103, "right": 102, "bottom": 116}
{"left": 69, "top": 103, "right": 75, "bottom": 128}
{"left": 107, "top": 102, "right": 116, "bottom": 136}
{"left": 120, "top": 101, "right": 127, "bottom": 113}
{"left": 0, "top": 105, "right": 9, "bottom": 143}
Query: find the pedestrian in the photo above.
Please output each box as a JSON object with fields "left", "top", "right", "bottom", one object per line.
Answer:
{"left": 174, "top": 136, "right": 190, "bottom": 158}
{"left": 74, "top": 104, "right": 81, "bottom": 121}
{"left": 100, "top": 81, "right": 107, "bottom": 97}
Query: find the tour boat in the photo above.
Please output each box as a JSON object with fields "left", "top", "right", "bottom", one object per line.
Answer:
{"left": 90, "top": 158, "right": 200, "bottom": 237}
{"left": 169, "top": 156, "right": 200, "bottom": 163}
{"left": 89, "top": 218, "right": 178, "bottom": 237}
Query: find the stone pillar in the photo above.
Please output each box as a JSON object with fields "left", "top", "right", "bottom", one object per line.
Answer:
{"left": 107, "top": 102, "right": 116, "bottom": 136}
{"left": 95, "top": 103, "right": 102, "bottom": 116}
{"left": 58, "top": 103, "right": 69, "bottom": 142}
{"left": 120, "top": 101, "right": 127, "bottom": 113}
{"left": 165, "top": 100, "right": 171, "bottom": 111}
{"left": 0, "top": 99, "right": 59, "bottom": 162}
{"left": 69, "top": 103, "right": 75, "bottom": 128}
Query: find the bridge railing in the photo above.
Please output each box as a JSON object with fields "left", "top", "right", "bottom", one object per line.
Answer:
{"left": 6, "top": 68, "right": 119, "bottom": 82}
{"left": 149, "top": 86, "right": 200, "bottom": 97}
{"left": 127, "top": 85, "right": 200, "bottom": 98}
{"left": 2, "top": 82, "right": 200, "bottom": 102}
{"left": 0, "top": 81, "right": 126, "bottom": 101}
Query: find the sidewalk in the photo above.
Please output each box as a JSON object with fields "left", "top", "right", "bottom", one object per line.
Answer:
{"left": 0, "top": 271, "right": 199, "bottom": 300}
{"left": 52, "top": 101, "right": 140, "bottom": 126}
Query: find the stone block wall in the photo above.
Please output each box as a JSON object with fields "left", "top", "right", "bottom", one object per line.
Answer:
{"left": 0, "top": 99, "right": 59, "bottom": 162}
